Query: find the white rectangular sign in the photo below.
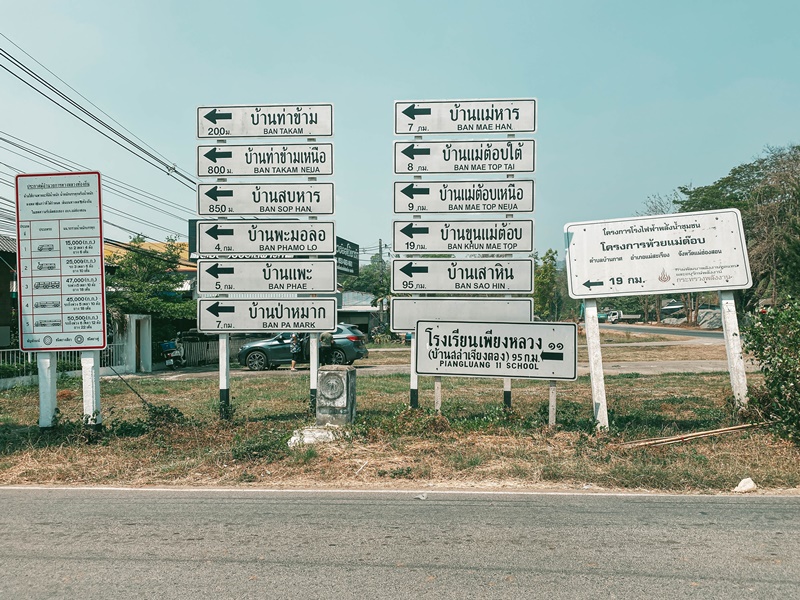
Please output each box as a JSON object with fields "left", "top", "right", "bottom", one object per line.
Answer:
{"left": 415, "top": 320, "right": 577, "bottom": 380}
{"left": 197, "top": 259, "right": 337, "bottom": 294}
{"left": 393, "top": 219, "right": 533, "bottom": 254}
{"left": 392, "top": 259, "right": 533, "bottom": 294}
{"left": 197, "top": 104, "right": 333, "bottom": 138}
{"left": 196, "top": 220, "right": 335, "bottom": 256}
{"left": 197, "top": 143, "right": 333, "bottom": 177}
{"left": 394, "top": 99, "right": 537, "bottom": 135}
{"left": 198, "top": 298, "right": 337, "bottom": 333}
{"left": 15, "top": 172, "right": 107, "bottom": 351}
{"left": 394, "top": 140, "right": 535, "bottom": 175}
{"left": 393, "top": 180, "right": 534, "bottom": 214}
{"left": 565, "top": 209, "right": 752, "bottom": 298}
{"left": 391, "top": 298, "right": 534, "bottom": 332}
{"left": 197, "top": 182, "right": 334, "bottom": 216}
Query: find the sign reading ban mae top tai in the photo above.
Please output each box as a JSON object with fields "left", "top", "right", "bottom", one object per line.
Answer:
{"left": 15, "top": 172, "right": 106, "bottom": 351}
{"left": 565, "top": 209, "right": 752, "bottom": 299}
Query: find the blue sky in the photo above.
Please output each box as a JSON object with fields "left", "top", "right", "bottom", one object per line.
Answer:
{"left": 1, "top": 0, "right": 798, "bottom": 262}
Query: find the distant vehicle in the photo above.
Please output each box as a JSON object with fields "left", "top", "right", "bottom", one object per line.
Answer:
{"left": 237, "top": 323, "right": 369, "bottom": 371}
{"left": 607, "top": 310, "right": 643, "bottom": 324}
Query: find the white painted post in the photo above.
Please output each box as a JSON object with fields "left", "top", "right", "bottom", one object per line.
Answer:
{"left": 584, "top": 298, "right": 609, "bottom": 429}
{"left": 37, "top": 352, "right": 57, "bottom": 428}
{"left": 719, "top": 290, "right": 748, "bottom": 409}
{"left": 219, "top": 333, "right": 231, "bottom": 419}
{"left": 434, "top": 376, "right": 442, "bottom": 413}
{"left": 548, "top": 380, "right": 557, "bottom": 427}
{"left": 409, "top": 333, "right": 419, "bottom": 408}
{"left": 81, "top": 350, "right": 101, "bottom": 425}
{"left": 310, "top": 333, "right": 319, "bottom": 411}
{"left": 503, "top": 377, "right": 512, "bottom": 409}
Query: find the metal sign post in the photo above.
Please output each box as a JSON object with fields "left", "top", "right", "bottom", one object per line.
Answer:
{"left": 720, "top": 291, "right": 748, "bottom": 409}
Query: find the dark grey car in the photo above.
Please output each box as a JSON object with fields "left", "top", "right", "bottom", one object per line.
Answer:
{"left": 237, "top": 324, "right": 369, "bottom": 371}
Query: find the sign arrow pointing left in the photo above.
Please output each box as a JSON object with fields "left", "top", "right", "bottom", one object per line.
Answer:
{"left": 205, "top": 263, "right": 235, "bottom": 279}
{"left": 205, "top": 224, "right": 234, "bottom": 240}
{"left": 399, "top": 262, "right": 429, "bottom": 278}
{"left": 204, "top": 109, "right": 232, "bottom": 124}
{"left": 204, "top": 186, "right": 234, "bottom": 202}
{"left": 401, "top": 144, "right": 431, "bottom": 160}
{"left": 400, "top": 223, "right": 430, "bottom": 238}
{"left": 400, "top": 184, "right": 430, "bottom": 199}
{"left": 204, "top": 147, "right": 232, "bottom": 163}
{"left": 402, "top": 103, "right": 432, "bottom": 120}
{"left": 583, "top": 280, "right": 605, "bottom": 289}
{"left": 206, "top": 302, "right": 235, "bottom": 317}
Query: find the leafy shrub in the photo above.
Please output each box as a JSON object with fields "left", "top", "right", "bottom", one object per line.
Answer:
{"left": 743, "top": 298, "right": 800, "bottom": 443}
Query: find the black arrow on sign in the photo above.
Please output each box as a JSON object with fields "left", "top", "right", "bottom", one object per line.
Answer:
{"left": 401, "top": 144, "right": 431, "bottom": 160}
{"left": 400, "top": 223, "right": 430, "bottom": 238}
{"left": 541, "top": 352, "right": 564, "bottom": 361}
{"left": 206, "top": 302, "right": 235, "bottom": 317}
{"left": 204, "top": 109, "right": 232, "bottom": 124}
{"left": 402, "top": 103, "right": 431, "bottom": 120}
{"left": 204, "top": 147, "right": 232, "bottom": 163}
{"left": 583, "top": 280, "right": 604, "bottom": 289}
{"left": 400, "top": 183, "right": 430, "bottom": 199}
{"left": 205, "top": 224, "right": 234, "bottom": 240}
{"left": 204, "top": 186, "right": 234, "bottom": 201}
{"left": 399, "top": 262, "right": 429, "bottom": 278}
{"left": 205, "top": 263, "right": 235, "bottom": 279}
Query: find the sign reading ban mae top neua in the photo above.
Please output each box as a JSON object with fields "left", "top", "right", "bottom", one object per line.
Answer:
{"left": 394, "top": 99, "right": 536, "bottom": 135}
{"left": 197, "top": 259, "right": 337, "bottom": 294}
{"left": 394, "top": 140, "right": 535, "bottom": 175}
{"left": 393, "top": 219, "right": 533, "bottom": 254}
{"left": 415, "top": 321, "right": 577, "bottom": 381}
{"left": 197, "top": 104, "right": 333, "bottom": 138}
{"left": 197, "top": 182, "right": 334, "bottom": 216}
{"left": 197, "top": 144, "right": 333, "bottom": 177}
{"left": 195, "top": 220, "right": 335, "bottom": 256}
{"left": 392, "top": 259, "right": 533, "bottom": 294}
{"left": 394, "top": 180, "right": 534, "bottom": 214}
{"left": 565, "top": 209, "right": 752, "bottom": 299}
{"left": 198, "top": 298, "right": 337, "bottom": 333}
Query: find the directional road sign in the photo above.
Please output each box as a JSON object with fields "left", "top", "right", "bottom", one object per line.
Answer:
{"left": 197, "top": 259, "right": 337, "bottom": 294}
{"left": 390, "top": 298, "right": 534, "bottom": 332}
{"left": 391, "top": 258, "right": 533, "bottom": 294}
{"left": 392, "top": 219, "right": 534, "bottom": 254}
{"left": 565, "top": 209, "right": 752, "bottom": 298}
{"left": 197, "top": 182, "right": 334, "bottom": 216}
{"left": 196, "top": 220, "right": 335, "bottom": 256}
{"left": 198, "top": 298, "right": 337, "bottom": 333}
{"left": 395, "top": 99, "right": 537, "bottom": 135}
{"left": 415, "top": 320, "right": 577, "bottom": 380}
{"left": 15, "top": 172, "right": 107, "bottom": 352}
{"left": 394, "top": 140, "right": 535, "bottom": 175}
{"left": 197, "top": 104, "right": 333, "bottom": 138}
{"left": 197, "top": 143, "right": 333, "bottom": 177}
{"left": 394, "top": 179, "right": 534, "bottom": 214}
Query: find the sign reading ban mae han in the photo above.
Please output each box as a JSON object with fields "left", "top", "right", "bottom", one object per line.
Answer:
{"left": 564, "top": 209, "right": 752, "bottom": 298}
{"left": 394, "top": 99, "right": 537, "bottom": 135}
{"left": 415, "top": 321, "right": 577, "bottom": 381}
{"left": 198, "top": 298, "right": 337, "bottom": 333}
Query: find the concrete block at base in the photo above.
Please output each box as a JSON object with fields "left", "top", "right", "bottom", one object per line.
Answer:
{"left": 316, "top": 365, "right": 356, "bottom": 426}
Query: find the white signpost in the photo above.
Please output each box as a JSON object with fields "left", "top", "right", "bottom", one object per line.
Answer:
{"left": 198, "top": 298, "right": 337, "bottom": 333}
{"left": 197, "top": 259, "right": 337, "bottom": 294}
{"left": 394, "top": 99, "right": 537, "bottom": 135}
{"left": 390, "top": 298, "right": 534, "bottom": 332}
{"left": 565, "top": 209, "right": 752, "bottom": 298}
{"left": 392, "top": 219, "right": 533, "bottom": 254}
{"left": 394, "top": 140, "right": 535, "bottom": 175}
{"left": 391, "top": 258, "right": 533, "bottom": 294}
{"left": 393, "top": 179, "right": 534, "bottom": 214}
{"left": 15, "top": 172, "right": 106, "bottom": 428}
{"left": 197, "top": 182, "right": 334, "bottom": 216}
{"left": 197, "top": 104, "right": 333, "bottom": 138}
{"left": 415, "top": 320, "right": 577, "bottom": 380}
{"left": 197, "top": 143, "right": 333, "bottom": 177}
{"left": 195, "top": 220, "right": 336, "bottom": 256}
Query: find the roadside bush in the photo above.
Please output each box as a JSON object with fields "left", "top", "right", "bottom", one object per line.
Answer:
{"left": 743, "top": 298, "right": 800, "bottom": 444}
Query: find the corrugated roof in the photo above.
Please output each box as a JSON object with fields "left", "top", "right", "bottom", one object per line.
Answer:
{"left": 0, "top": 235, "right": 17, "bottom": 254}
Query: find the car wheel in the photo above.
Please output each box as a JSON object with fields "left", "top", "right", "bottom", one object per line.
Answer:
{"left": 245, "top": 350, "right": 268, "bottom": 371}
{"left": 331, "top": 348, "right": 347, "bottom": 365}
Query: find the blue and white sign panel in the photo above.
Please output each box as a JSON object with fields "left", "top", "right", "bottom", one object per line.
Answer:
{"left": 415, "top": 320, "right": 577, "bottom": 380}
{"left": 565, "top": 209, "right": 752, "bottom": 299}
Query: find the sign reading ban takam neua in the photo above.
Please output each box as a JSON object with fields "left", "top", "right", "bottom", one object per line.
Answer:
{"left": 565, "top": 209, "right": 752, "bottom": 298}
{"left": 415, "top": 321, "right": 577, "bottom": 381}
{"left": 197, "top": 143, "right": 333, "bottom": 177}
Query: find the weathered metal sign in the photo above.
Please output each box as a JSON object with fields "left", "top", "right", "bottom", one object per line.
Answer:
{"left": 393, "top": 140, "right": 535, "bottom": 175}
{"left": 565, "top": 209, "right": 752, "bottom": 298}
{"left": 390, "top": 298, "right": 534, "bottom": 332}
{"left": 198, "top": 298, "right": 337, "bottom": 333}
{"left": 391, "top": 258, "right": 533, "bottom": 294}
{"left": 394, "top": 99, "right": 537, "bottom": 135}
{"left": 195, "top": 220, "right": 335, "bottom": 256}
{"left": 197, "top": 182, "right": 334, "bottom": 216}
{"left": 15, "top": 172, "right": 107, "bottom": 352}
{"left": 197, "top": 104, "right": 333, "bottom": 138}
{"left": 392, "top": 219, "right": 533, "bottom": 254}
{"left": 393, "top": 179, "right": 534, "bottom": 214}
{"left": 197, "top": 143, "right": 333, "bottom": 177}
{"left": 415, "top": 320, "right": 577, "bottom": 380}
{"left": 197, "top": 259, "right": 337, "bottom": 294}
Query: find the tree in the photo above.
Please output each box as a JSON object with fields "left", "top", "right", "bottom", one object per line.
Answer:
{"left": 339, "top": 252, "right": 390, "bottom": 303}
{"left": 533, "top": 249, "right": 561, "bottom": 320}
{"left": 105, "top": 236, "right": 195, "bottom": 340}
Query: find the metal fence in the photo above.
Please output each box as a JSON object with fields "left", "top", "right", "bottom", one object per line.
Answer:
{"left": 179, "top": 339, "right": 241, "bottom": 367}
{"left": 0, "top": 343, "right": 127, "bottom": 378}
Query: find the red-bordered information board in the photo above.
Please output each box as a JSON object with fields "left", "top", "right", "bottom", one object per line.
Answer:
{"left": 15, "top": 172, "right": 107, "bottom": 351}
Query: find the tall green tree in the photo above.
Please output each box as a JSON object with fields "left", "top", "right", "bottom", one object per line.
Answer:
{"left": 339, "top": 252, "right": 390, "bottom": 304}
{"left": 533, "top": 249, "right": 560, "bottom": 320}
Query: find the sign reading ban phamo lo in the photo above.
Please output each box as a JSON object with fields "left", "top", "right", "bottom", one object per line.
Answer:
{"left": 196, "top": 220, "right": 335, "bottom": 256}
{"left": 198, "top": 299, "right": 337, "bottom": 333}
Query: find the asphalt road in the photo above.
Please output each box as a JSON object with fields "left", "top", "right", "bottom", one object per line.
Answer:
{"left": 1, "top": 488, "right": 797, "bottom": 599}
{"left": 600, "top": 322, "right": 724, "bottom": 339}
